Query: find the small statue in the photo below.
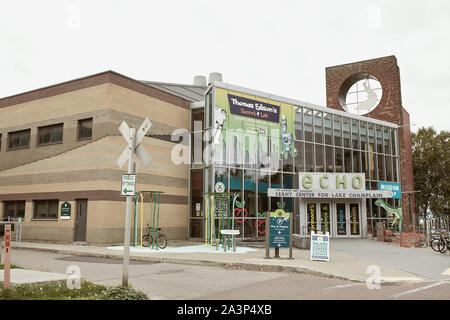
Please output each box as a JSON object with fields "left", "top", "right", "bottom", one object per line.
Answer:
{"left": 375, "top": 199, "right": 403, "bottom": 232}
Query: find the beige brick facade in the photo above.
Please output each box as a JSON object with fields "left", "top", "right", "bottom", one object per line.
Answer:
{"left": 0, "top": 72, "right": 191, "bottom": 244}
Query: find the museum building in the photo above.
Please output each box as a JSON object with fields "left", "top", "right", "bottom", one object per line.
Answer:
{"left": 0, "top": 56, "right": 415, "bottom": 243}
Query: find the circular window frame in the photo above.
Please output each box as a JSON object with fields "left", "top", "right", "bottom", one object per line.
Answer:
{"left": 338, "top": 73, "right": 383, "bottom": 115}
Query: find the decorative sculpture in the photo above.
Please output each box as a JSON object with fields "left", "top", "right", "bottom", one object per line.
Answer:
{"left": 374, "top": 199, "right": 403, "bottom": 232}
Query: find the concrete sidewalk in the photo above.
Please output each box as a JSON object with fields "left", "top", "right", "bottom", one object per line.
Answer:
{"left": 9, "top": 240, "right": 435, "bottom": 283}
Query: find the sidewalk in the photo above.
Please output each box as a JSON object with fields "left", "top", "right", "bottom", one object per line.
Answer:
{"left": 10, "top": 240, "right": 434, "bottom": 283}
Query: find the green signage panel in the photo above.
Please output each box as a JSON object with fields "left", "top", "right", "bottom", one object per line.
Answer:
{"left": 269, "top": 210, "right": 290, "bottom": 248}
{"left": 61, "top": 201, "right": 71, "bottom": 220}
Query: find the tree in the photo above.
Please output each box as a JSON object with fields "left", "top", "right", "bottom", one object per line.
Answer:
{"left": 411, "top": 127, "right": 450, "bottom": 231}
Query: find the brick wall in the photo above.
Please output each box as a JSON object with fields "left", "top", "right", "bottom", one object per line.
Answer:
{"left": 325, "top": 56, "right": 416, "bottom": 228}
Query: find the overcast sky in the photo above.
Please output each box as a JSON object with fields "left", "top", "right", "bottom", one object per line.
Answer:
{"left": 1, "top": 1, "right": 449, "bottom": 131}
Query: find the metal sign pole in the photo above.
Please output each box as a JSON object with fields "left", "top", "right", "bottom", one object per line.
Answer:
{"left": 289, "top": 212, "right": 293, "bottom": 259}
{"left": 122, "top": 128, "right": 135, "bottom": 287}
{"left": 265, "top": 211, "right": 270, "bottom": 259}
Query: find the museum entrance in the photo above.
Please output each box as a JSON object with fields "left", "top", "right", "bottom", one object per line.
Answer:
{"left": 303, "top": 200, "right": 363, "bottom": 238}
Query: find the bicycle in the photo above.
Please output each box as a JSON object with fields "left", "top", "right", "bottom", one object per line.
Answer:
{"left": 142, "top": 226, "right": 167, "bottom": 249}
{"left": 430, "top": 232, "right": 449, "bottom": 254}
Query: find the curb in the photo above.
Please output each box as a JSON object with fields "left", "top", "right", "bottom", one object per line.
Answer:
{"left": 12, "top": 244, "right": 362, "bottom": 283}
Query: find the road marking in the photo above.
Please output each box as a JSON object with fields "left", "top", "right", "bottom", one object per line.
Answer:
{"left": 380, "top": 276, "right": 423, "bottom": 282}
{"left": 325, "top": 283, "right": 362, "bottom": 290}
{"left": 442, "top": 268, "right": 450, "bottom": 276}
{"left": 388, "top": 281, "right": 446, "bottom": 299}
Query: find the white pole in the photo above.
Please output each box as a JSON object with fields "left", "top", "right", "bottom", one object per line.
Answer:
{"left": 122, "top": 128, "right": 135, "bottom": 287}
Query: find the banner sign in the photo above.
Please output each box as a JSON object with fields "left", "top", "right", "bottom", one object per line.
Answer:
{"left": 378, "top": 182, "right": 401, "bottom": 199}
{"left": 269, "top": 210, "right": 291, "bottom": 248}
{"left": 268, "top": 188, "right": 393, "bottom": 198}
{"left": 214, "top": 87, "right": 297, "bottom": 162}
{"left": 228, "top": 94, "right": 280, "bottom": 123}
{"left": 310, "top": 231, "right": 330, "bottom": 262}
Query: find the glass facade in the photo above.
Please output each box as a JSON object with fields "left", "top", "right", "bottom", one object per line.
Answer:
{"left": 189, "top": 88, "right": 400, "bottom": 239}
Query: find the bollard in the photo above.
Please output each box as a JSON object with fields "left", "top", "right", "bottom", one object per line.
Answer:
{"left": 4, "top": 224, "right": 11, "bottom": 289}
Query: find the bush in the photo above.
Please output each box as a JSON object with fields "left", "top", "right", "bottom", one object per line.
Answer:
{"left": 100, "top": 286, "right": 148, "bottom": 300}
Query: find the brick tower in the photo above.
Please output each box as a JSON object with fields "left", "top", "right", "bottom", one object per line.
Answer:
{"left": 325, "top": 55, "right": 416, "bottom": 229}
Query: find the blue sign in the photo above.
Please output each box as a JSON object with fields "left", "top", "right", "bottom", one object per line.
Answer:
{"left": 378, "top": 182, "right": 401, "bottom": 199}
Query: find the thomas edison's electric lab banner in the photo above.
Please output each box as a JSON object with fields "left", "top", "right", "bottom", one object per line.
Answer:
{"left": 213, "top": 87, "right": 297, "bottom": 161}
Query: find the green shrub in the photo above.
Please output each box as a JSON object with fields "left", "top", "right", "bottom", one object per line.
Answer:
{"left": 100, "top": 286, "right": 148, "bottom": 300}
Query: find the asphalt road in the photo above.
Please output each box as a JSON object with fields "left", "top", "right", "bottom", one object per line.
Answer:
{"left": 331, "top": 239, "right": 450, "bottom": 281}
{"left": 9, "top": 249, "right": 450, "bottom": 300}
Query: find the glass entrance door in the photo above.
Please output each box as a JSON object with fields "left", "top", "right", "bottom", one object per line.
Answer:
{"left": 333, "top": 202, "right": 361, "bottom": 238}
{"left": 306, "top": 202, "right": 331, "bottom": 235}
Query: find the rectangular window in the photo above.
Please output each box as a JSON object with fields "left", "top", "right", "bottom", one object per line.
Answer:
{"left": 33, "top": 200, "right": 59, "bottom": 220}
{"left": 377, "top": 154, "right": 385, "bottom": 181}
{"left": 3, "top": 201, "right": 25, "bottom": 219}
{"left": 8, "top": 129, "right": 31, "bottom": 150}
{"left": 333, "top": 115, "right": 342, "bottom": 146}
{"left": 335, "top": 148, "right": 343, "bottom": 172}
{"left": 78, "top": 118, "right": 93, "bottom": 140}
{"left": 324, "top": 113, "right": 332, "bottom": 145}
{"left": 295, "top": 107, "right": 303, "bottom": 140}
{"left": 37, "top": 123, "right": 63, "bottom": 145}
{"left": 351, "top": 119, "right": 360, "bottom": 149}
{"left": 0, "top": 133, "right": 2, "bottom": 150}
{"left": 325, "top": 146, "right": 334, "bottom": 173}
{"left": 304, "top": 109, "right": 313, "bottom": 142}
{"left": 314, "top": 111, "right": 323, "bottom": 144}
{"left": 294, "top": 140, "right": 304, "bottom": 172}
{"left": 344, "top": 148, "right": 352, "bottom": 173}
{"left": 315, "top": 144, "right": 324, "bottom": 172}
{"left": 305, "top": 142, "right": 314, "bottom": 172}
{"left": 343, "top": 118, "right": 350, "bottom": 148}
{"left": 353, "top": 150, "right": 361, "bottom": 172}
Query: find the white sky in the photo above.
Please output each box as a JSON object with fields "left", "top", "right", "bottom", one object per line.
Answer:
{"left": 1, "top": 1, "right": 449, "bottom": 131}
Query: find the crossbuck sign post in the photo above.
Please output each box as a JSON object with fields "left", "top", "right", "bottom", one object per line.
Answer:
{"left": 117, "top": 119, "right": 152, "bottom": 286}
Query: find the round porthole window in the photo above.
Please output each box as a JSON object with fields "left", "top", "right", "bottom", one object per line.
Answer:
{"left": 338, "top": 73, "right": 383, "bottom": 115}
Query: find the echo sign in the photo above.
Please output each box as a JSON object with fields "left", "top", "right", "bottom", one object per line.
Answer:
{"left": 298, "top": 173, "right": 365, "bottom": 191}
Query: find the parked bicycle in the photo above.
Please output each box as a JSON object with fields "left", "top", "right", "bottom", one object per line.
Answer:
{"left": 431, "top": 232, "right": 449, "bottom": 254}
{"left": 142, "top": 225, "right": 167, "bottom": 249}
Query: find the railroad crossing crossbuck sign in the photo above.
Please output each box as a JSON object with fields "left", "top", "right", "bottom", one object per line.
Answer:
{"left": 116, "top": 118, "right": 152, "bottom": 287}
{"left": 117, "top": 118, "right": 152, "bottom": 170}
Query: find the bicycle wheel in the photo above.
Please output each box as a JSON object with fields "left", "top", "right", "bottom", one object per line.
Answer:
{"left": 438, "top": 239, "right": 448, "bottom": 254}
{"left": 157, "top": 234, "right": 167, "bottom": 249}
{"left": 431, "top": 239, "right": 441, "bottom": 252}
{"left": 142, "top": 235, "right": 153, "bottom": 247}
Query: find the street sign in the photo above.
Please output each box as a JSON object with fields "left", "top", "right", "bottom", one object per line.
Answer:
{"left": 61, "top": 201, "right": 71, "bottom": 220}
{"left": 116, "top": 119, "right": 152, "bottom": 287}
{"left": 378, "top": 182, "right": 401, "bottom": 199}
{"left": 269, "top": 211, "right": 290, "bottom": 248}
{"left": 310, "top": 231, "right": 330, "bottom": 262}
{"left": 121, "top": 174, "right": 136, "bottom": 197}
{"left": 117, "top": 119, "right": 152, "bottom": 170}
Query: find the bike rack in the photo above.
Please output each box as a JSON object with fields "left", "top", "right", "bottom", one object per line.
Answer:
{"left": 203, "top": 192, "right": 238, "bottom": 251}
{"left": 133, "top": 190, "right": 164, "bottom": 249}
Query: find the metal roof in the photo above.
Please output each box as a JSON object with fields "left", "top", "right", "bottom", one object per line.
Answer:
{"left": 140, "top": 80, "right": 207, "bottom": 102}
